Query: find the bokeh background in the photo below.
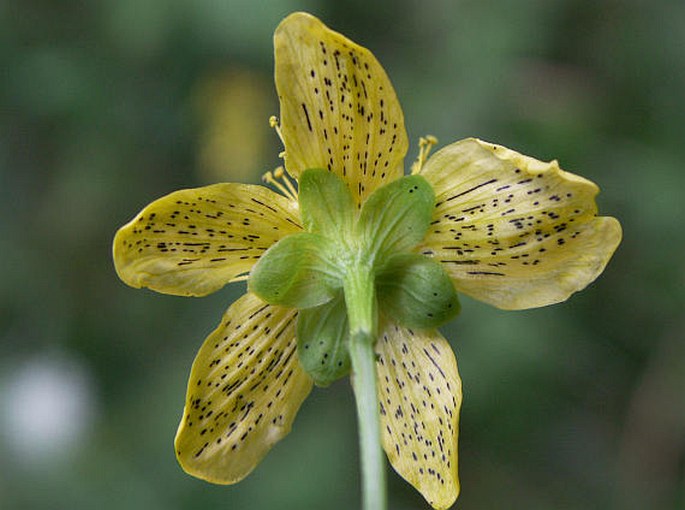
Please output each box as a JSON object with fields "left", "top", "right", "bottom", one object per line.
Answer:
{"left": 1, "top": 0, "right": 684, "bottom": 509}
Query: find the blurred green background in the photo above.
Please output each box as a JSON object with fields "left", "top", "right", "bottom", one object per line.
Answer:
{"left": 1, "top": 0, "right": 684, "bottom": 509}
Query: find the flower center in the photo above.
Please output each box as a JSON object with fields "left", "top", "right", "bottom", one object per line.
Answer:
{"left": 249, "top": 168, "right": 460, "bottom": 385}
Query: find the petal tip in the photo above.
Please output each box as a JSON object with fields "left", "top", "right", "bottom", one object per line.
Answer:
{"left": 112, "top": 219, "right": 146, "bottom": 290}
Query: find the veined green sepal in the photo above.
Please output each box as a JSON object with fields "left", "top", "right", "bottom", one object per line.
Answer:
{"left": 298, "top": 168, "right": 356, "bottom": 236}
{"left": 248, "top": 232, "right": 341, "bottom": 308}
{"left": 297, "top": 293, "right": 351, "bottom": 386}
{"left": 377, "top": 253, "right": 460, "bottom": 329}
{"left": 357, "top": 175, "right": 435, "bottom": 260}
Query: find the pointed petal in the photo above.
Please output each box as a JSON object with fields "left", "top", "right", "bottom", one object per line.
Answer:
{"left": 420, "top": 138, "right": 622, "bottom": 310}
{"left": 113, "top": 183, "right": 301, "bottom": 296}
{"left": 174, "top": 292, "right": 312, "bottom": 484}
{"left": 376, "top": 322, "right": 462, "bottom": 510}
{"left": 274, "top": 12, "right": 408, "bottom": 205}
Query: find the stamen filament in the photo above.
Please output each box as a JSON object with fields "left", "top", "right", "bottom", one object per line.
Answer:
{"left": 262, "top": 166, "right": 299, "bottom": 202}
{"left": 262, "top": 170, "right": 296, "bottom": 201}
{"left": 267, "top": 115, "right": 298, "bottom": 200}
{"left": 274, "top": 166, "right": 299, "bottom": 199}
{"left": 269, "top": 115, "right": 286, "bottom": 147}
{"left": 410, "top": 135, "right": 439, "bottom": 174}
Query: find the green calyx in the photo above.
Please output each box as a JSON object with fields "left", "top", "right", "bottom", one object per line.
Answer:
{"left": 249, "top": 168, "right": 460, "bottom": 386}
{"left": 376, "top": 253, "right": 460, "bottom": 330}
{"left": 247, "top": 231, "right": 341, "bottom": 309}
{"left": 296, "top": 293, "right": 350, "bottom": 386}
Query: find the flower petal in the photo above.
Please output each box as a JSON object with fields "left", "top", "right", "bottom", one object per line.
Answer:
{"left": 376, "top": 322, "right": 461, "bottom": 510}
{"left": 174, "top": 292, "right": 312, "bottom": 484}
{"left": 419, "top": 138, "right": 622, "bottom": 310}
{"left": 274, "top": 12, "right": 408, "bottom": 205}
{"left": 113, "top": 183, "right": 301, "bottom": 296}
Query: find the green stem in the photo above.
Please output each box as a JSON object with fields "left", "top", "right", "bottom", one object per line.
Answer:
{"left": 344, "top": 265, "right": 386, "bottom": 510}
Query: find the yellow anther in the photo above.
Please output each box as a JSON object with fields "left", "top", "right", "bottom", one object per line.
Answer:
{"left": 411, "top": 135, "right": 439, "bottom": 174}
{"left": 262, "top": 166, "right": 298, "bottom": 202}
{"left": 262, "top": 170, "right": 287, "bottom": 198}
{"left": 425, "top": 134, "right": 438, "bottom": 146}
{"left": 266, "top": 116, "right": 297, "bottom": 201}
{"left": 269, "top": 114, "right": 286, "bottom": 147}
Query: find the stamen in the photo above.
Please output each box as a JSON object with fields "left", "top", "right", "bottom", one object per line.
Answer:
{"left": 274, "top": 166, "right": 298, "bottom": 199}
{"left": 269, "top": 115, "right": 286, "bottom": 148}
{"left": 262, "top": 166, "right": 298, "bottom": 201}
{"left": 262, "top": 170, "right": 293, "bottom": 200}
{"left": 411, "top": 135, "right": 439, "bottom": 174}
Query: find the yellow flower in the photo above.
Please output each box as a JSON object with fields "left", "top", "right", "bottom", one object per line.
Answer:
{"left": 112, "top": 12, "right": 621, "bottom": 510}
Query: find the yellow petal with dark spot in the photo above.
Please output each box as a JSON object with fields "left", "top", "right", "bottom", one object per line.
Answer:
{"left": 419, "top": 138, "right": 622, "bottom": 310}
{"left": 274, "top": 12, "right": 408, "bottom": 206}
{"left": 113, "top": 183, "right": 301, "bottom": 296}
{"left": 174, "top": 292, "right": 312, "bottom": 484}
{"left": 376, "top": 322, "right": 461, "bottom": 510}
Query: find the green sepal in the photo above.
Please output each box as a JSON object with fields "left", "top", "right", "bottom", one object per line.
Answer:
{"left": 298, "top": 168, "right": 356, "bottom": 236}
{"left": 357, "top": 175, "right": 435, "bottom": 259}
{"left": 248, "top": 232, "right": 341, "bottom": 308}
{"left": 376, "top": 253, "right": 460, "bottom": 329}
{"left": 296, "top": 293, "right": 351, "bottom": 387}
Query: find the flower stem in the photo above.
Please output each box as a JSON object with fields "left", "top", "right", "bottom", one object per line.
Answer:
{"left": 349, "top": 331, "right": 386, "bottom": 510}
{"left": 344, "top": 265, "right": 386, "bottom": 510}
